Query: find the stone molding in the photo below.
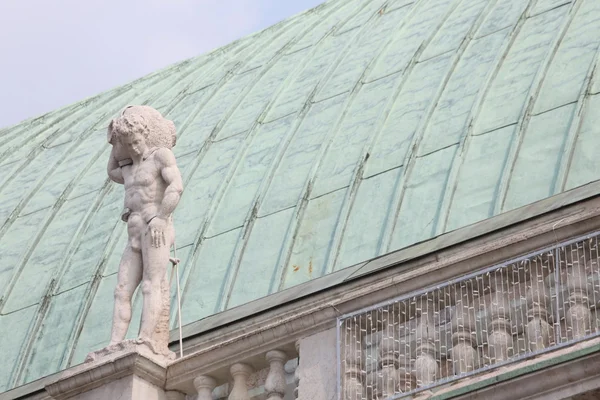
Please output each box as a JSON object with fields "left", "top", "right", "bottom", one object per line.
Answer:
{"left": 45, "top": 344, "right": 167, "bottom": 400}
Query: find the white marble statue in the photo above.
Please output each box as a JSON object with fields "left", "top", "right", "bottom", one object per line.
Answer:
{"left": 90, "top": 105, "right": 183, "bottom": 361}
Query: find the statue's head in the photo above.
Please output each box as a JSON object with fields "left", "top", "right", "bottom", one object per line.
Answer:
{"left": 112, "top": 113, "right": 148, "bottom": 157}
{"left": 107, "top": 105, "right": 177, "bottom": 160}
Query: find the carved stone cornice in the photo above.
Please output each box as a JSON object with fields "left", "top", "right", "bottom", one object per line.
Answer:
{"left": 45, "top": 344, "right": 167, "bottom": 400}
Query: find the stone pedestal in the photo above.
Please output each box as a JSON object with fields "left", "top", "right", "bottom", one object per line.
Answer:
{"left": 45, "top": 341, "right": 170, "bottom": 400}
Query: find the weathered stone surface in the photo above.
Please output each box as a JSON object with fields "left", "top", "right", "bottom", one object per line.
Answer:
{"left": 298, "top": 328, "right": 336, "bottom": 400}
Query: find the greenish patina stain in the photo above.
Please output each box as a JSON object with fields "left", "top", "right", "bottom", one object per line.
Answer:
{"left": 2, "top": 0, "right": 600, "bottom": 391}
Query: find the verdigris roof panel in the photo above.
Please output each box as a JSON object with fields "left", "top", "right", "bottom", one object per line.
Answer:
{"left": 312, "top": 73, "right": 397, "bottom": 198}
{"left": 259, "top": 94, "right": 348, "bottom": 216}
{"left": 0, "top": 306, "right": 36, "bottom": 392}
{"left": 0, "top": 210, "right": 47, "bottom": 302}
{"left": 227, "top": 208, "right": 295, "bottom": 308}
{"left": 4, "top": 0, "right": 600, "bottom": 391}
{"left": 565, "top": 94, "right": 600, "bottom": 190}
{"left": 207, "top": 115, "right": 294, "bottom": 236}
{"left": 390, "top": 145, "right": 457, "bottom": 250}
{"left": 0, "top": 144, "right": 65, "bottom": 226}
{"left": 533, "top": 0, "right": 600, "bottom": 114}
{"left": 335, "top": 168, "right": 401, "bottom": 270}
{"left": 503, "top": 103, "right": 576, "bottom": 212}
{"left": 57, "top": 188, "right": 123, "bottom": 292}
{"left": 216, "top": 48, "right": 310, "bottom": 140}
{"left": 180, "top": 229, "right": 241, "bottom": 326}
{"left": 365, "top": 53, "right": 453, "bottom": 177}
{"left": 418, "top": 28, "right": 509, "bottom": 156}
{"left": 314, "top": 0, "right": 411, "bottom": 102}
{"left": 174, "top": 134, "right": 245, "bottom": 247}
{"left": 474, "top": 0, "right": 527, "bottom": 39}
{"left": 335, "top": 0, "right": 387, "bottom": 36}
{"left": 474, "top": 5, "right": 569, "bottom": 135}
{"left": 70, "top": 274, "right": 118, "bottom": 366}
{"left": 419, "top": 0, "right": 489, "bottom": 61}
{"left": 531, "top": 0, "right": 572, "bottom": 16}
{"left": 282, "top": 188, "right": 346, "bottom": 289}
{"left": 366, "top": 0, "right": 457, "bottom": 82}
{"left": 265, "top": 32, "right": 353, "bottom": 123}
{"left": 22, "top": 284, "right": 87, "bottom": 384}
{"left": 19, "top": 128, "right": 107, "bottom": 215}
{"left": 445, "top": 125, "right": 514, "bottom": 232}
{"left": 2, "top": 191, "right": 96, "bottom": 314}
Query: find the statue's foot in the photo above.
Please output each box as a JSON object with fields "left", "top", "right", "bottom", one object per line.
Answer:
{"left": 84, "top": 341, "right": 127, "bottom": 363}
{"left": 136, "top": 336, "right": 176, "bottom": 360}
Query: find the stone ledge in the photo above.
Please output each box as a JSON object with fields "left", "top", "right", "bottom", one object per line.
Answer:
{"left": 427, "top": 337, "right": 600, "bottom": 400}
{"left": 45, "top": 342, "right": 168, "bottom": 400}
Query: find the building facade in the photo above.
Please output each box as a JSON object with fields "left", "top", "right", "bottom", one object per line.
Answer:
{"left": 3, "top": 0, "right": 600, "bottom": 398}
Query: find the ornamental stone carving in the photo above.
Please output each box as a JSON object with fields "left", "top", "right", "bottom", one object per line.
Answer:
{"left": 88, "top": 105, "right": 183, "bottom": 362}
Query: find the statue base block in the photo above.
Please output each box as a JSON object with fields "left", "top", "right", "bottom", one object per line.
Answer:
{"left": 45, "top": 341, "right": 172, "bottom": 400}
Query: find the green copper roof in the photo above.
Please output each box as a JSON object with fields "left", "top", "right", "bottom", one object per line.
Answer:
{"left": 3, "top": 0, "right": 600, "bottom": 391}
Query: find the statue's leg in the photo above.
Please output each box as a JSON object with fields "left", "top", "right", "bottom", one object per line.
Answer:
{"left": 139, "top": 223, "right": 171, "bottom": 344}
{"left": 110, "top": 244, "right": 142, "bottom": 345}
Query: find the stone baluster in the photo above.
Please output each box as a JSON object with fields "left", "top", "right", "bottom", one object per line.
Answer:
{"left": 343, "top": 317, "right": 365, "bottom": 400}
{"left": 379, "top": 304, "right": 400, "bottom": 398}
{"left": 525, "top": 265, "right": 553, "bottom": 351}
{"left": 414, "top": 296, "right": 438, "bottom": 387}
{"left": 294, "top": 340, "right": 300, "bottom": 399}
{"left": 265, "top": 350, "right": 287, "bottom": 400}
{"left": 397, "top": 356, "right": 415, "bottom": 394}
{"left": 166, "top": 391, "right": 186, "bottom": 400}
{"left": 487, "top": 290, "right": 513, "bottom": 364}
{"left": 451, "top": 285, "right": 479, "bottom": 375}
{"left": 567, "top": 262, "right": 593, "bottom": 339}
{"left": 194, "top": 375, "right": 217, "bottom": 400}
{"left": 228, "top": 363, "right": 253, "bottom": 400}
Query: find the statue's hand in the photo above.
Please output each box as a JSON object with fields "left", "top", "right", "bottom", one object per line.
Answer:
{"left": 147, "top": 217, "right": 168, "bottom": 248}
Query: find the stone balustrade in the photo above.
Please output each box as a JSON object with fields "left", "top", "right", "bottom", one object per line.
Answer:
{"left": 338, "top": 234, "right": 600, "bottom": 399}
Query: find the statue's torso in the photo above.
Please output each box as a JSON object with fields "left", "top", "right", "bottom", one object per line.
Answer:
{"left": 122, "top": 149, "right": 167, "bottom": 223}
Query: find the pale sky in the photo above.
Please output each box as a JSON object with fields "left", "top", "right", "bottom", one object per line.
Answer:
{"left": 0, "top": 0, "right": 325, "bottom": 129}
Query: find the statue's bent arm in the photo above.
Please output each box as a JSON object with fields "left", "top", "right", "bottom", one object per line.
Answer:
{"left": 155, "top": 147, "right": 183, "bottom": 220}
{"left": 107, "top": 146, "right": 125, "bottom": 184}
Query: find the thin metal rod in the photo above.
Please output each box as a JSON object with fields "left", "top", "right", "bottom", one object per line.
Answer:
{"left": 170, "top": 240, "right": 184, "bottom": 359}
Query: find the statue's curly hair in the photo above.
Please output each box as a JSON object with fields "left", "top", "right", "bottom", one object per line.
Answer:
{"left": 108, "top": 113, "right": 148, "bottom": 144}
{"left": 107, "top": 105, "right": 176, "bottom": 148}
